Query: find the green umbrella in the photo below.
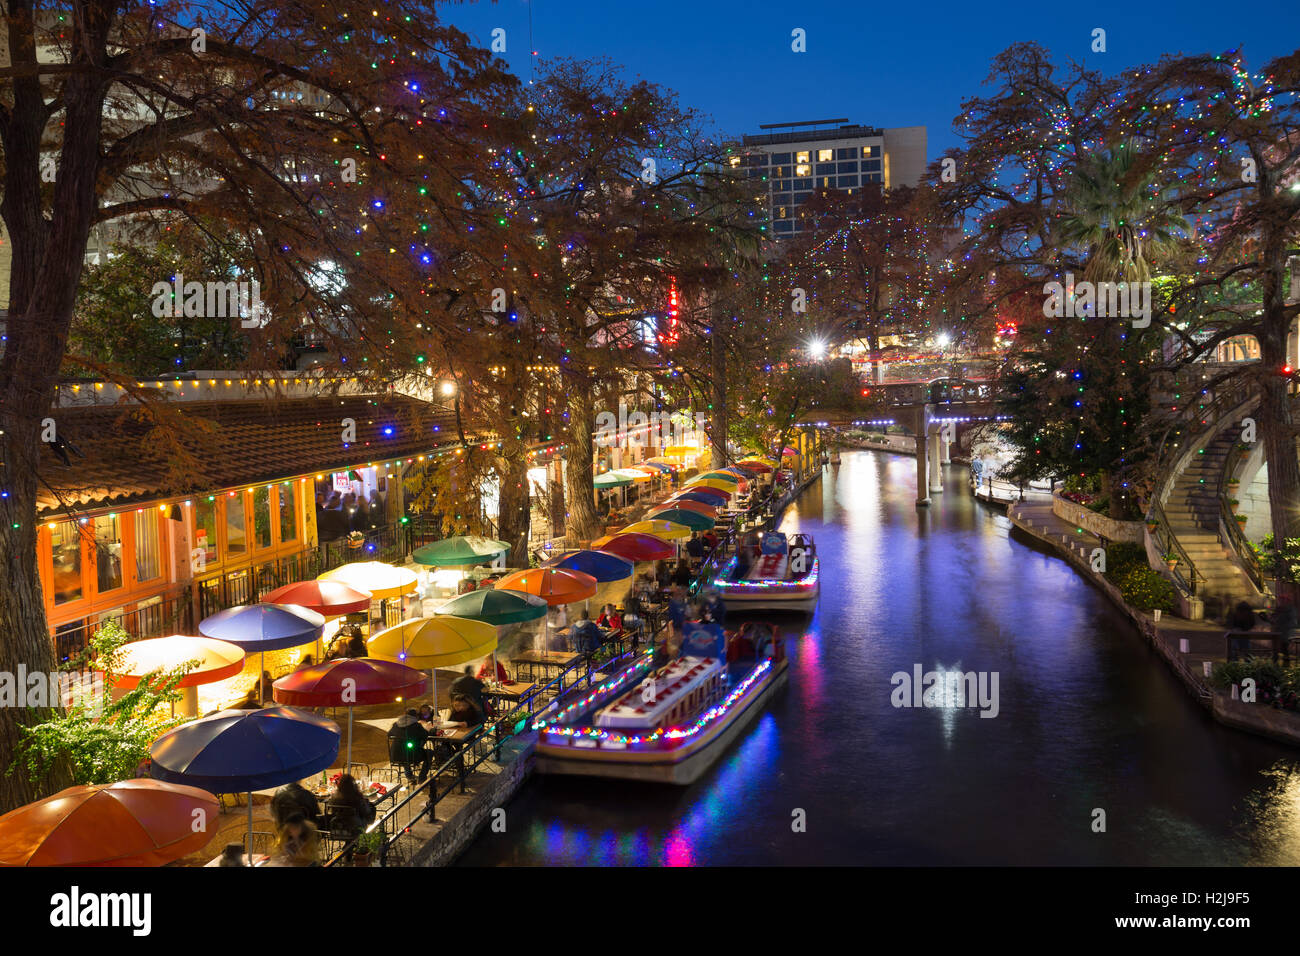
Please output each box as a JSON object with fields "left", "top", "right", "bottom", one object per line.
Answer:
{"left": 695, "top": 471, "right": 741, "bottom": 484}
{"left": 433, "top": 588, "right": 548, "bottom": 625}
{"left": 413, "top": 535, "right": 509, "bottom": 567}
{"left": 593, "top": 472, "right": 633, "bottom": 488}
{"left": 646, "top": 507, "right": 715, "bottom": 530}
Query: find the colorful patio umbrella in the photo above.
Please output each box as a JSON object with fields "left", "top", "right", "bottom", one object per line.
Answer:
{"left": 0, "top": 780, "right": 220, "bottom": 867}
{"left": 695, "top": 470, "right": 741, "bottom": 484}
{"left": 590, "top": 532, "right": 676, "bottom": 563}
{"left": 621, "top": 519, "right": 693, "bottom": 540}
{"left": 199, "top": 603, "right": 325, "bottom": 704}
{"left": 654, "top": 499, "right": 717, "bottom": 517}
{"left": 433, "top": 588, "right": 548, "bottom": 626}
{"left": 317, "top": 561, "right": 418, "bottom": 600}
{"left": 684, "top": 478, "right": 737, "bottom": 492}
{"left": 611, "top": 468, "right": 653, "bottom": 483}
{"left": 412, "top": 535, "right": 509, "bottom": 567}
{"left": 782, "top": 447, "right": 799, "bottom": 457}
{"left": 593, "top": 472, "right": 633, "bottom": 489}
{"left": 149, "top": 707, "right": 339, "bottom": 854}
{"left": 369, "top": 615, "right": 498, "bottom": 668}
{"left": 630, "top": 462, "right": 671, "bottom": 474}
{"left": 643, "top": 457, "right": 678, "bottom": 468}
{"left": 107, "top": 634, "right": 246, "bottom": 690}
{"left": 543, "top": 549, "right": 634, "bottom": 583}
{"left": 664, "top": 445, "right": 698, "bottom": 457}
{"left": 646, "top": 507, "right": 715, "bottom": 531}
{"left": 273, "top": 658, "right": 427, "bottom": 768}
{"left": 739, "top": 458, "right": 777, "bottom": 471}
{"left": 670, "top": 488, "right": 731, "bottom": 506}
{"left": 496, "top": 567, "right": 598, "bottom": 606}
{"left": 370, "top": 615, "right": 499, "bottom": 707}
{"left": 262, "top": 580, "right": 372, "bottom": 617}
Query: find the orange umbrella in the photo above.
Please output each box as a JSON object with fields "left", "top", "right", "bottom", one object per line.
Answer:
{"left": 107, "top": 634, "right": 246, "bottom": 691}
{"left": 0, "top": 780, "right": 219, "bottom": 867}
{"left": 496, "top": 567, "right": 598, "bottom": 605}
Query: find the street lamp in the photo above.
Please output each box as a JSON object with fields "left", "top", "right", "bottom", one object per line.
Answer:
{"left": 808, "top": 338, "right": 827, "bottom": 360}
{"left": 440, "top": 380, "right": 456, "bottom": 397}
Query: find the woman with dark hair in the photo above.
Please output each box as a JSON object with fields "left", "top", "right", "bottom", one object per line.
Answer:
{"left": 325, "top": 773, "right": 375, "bottom": 845}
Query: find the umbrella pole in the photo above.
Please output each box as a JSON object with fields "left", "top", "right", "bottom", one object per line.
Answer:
{"left": 432, "top": 669, "right": 438, "bottom": 717}
{"left": 260, "top": 650, "right": 265, "bottom": 704}
{"left": 347, "top": 708, "right": 353, "bottom": 770}
{"left": 247, "top": 792, "right": 254, "bottom": 861}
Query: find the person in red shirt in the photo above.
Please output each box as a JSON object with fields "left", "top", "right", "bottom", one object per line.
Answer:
{"left": 475, "top": 657, "right": 510, "bottom": 683}
{"left": 596, "top": 604, "right": 623, "bottom": 629}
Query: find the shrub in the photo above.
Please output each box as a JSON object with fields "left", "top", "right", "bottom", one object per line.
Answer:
{"left": 1117, "top": 564, "right": 1176, "bottom": 612}
{"left": 1103, "top": 542, "right": 1146, "bottom": 583}
{"left": 1210, "top": 660, "right": 1299, "bottom": 709}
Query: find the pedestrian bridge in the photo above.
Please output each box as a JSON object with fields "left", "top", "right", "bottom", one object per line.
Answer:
{"left": 798, "top": 377, "right": 1008, "bottom": 507}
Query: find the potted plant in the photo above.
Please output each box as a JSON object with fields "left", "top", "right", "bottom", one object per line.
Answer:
{"left": 1162, "top": 550, "right": 1180, "bottom": 571}
{"left": 347, "top": 530, "right": 365, "bottom": 550}
{"left": 1235, "top": 513, "right": 1248, "bottom": 528}
{"left": 1226, "top": 478, "right": 1241, "bottom": 495}
{"left": 353, "top": 828, "right": 385, "bottom": 867}
{"left": 1227, "top": 497, "right": 1241, "bottom": 514}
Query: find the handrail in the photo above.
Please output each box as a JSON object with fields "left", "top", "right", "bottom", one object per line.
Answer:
{"left": 323, "top": 630, "right": 657, "bottom": 867}
{"left": 1220, "top": 494, "right": 1265, "bottom": 593}
{"left": 1149, "top": 498, "right": 1203, "bottom": 596}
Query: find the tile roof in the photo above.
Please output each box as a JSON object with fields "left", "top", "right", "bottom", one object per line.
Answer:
{"left": 36, "top": 393, "right": 464, "bottom": 517}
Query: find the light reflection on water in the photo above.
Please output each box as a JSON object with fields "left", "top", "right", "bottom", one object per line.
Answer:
{"left": 458, "top": 451, "right": 1300, "bottom": 866}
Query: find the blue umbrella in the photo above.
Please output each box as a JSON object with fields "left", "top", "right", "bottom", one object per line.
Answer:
{"left": 543, "top": 549, "right": 634, "bottom": 583}
{"left": 149, "top": 707, "right": 339, "bottom": 855}
{"left": 200, "top": 603, "right": 326, "bottom": 703}
{"left": 672, "top": 489, "right": 729, "bottom": 506}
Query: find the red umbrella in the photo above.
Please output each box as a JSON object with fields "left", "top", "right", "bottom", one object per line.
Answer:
{"left": 273, "top": 658, "right": 427, "bottom": 768}
{"left": 590, "top": 532, "right": 676, "bottom": 563}
{"left": 263, "top": 580, "right": 372, "bottom": 617}
{"left": 656, "top": 499, "right": 717, "bottom": 517}
{"left": 0, "top": 780, "right": 219, "bottom": 867}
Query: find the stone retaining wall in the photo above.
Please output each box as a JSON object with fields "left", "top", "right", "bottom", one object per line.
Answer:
{"left": 1051, "top": 493, "right": 1145, "bottom": 543}
{"left": 1212, "top": 694, "right": 1300, "bottom": 746}
{"left": 410, "top": 736, "right": 535, "bottom": 867}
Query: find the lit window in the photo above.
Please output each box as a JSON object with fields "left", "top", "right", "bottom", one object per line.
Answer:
{"left": 94, "top": 515, "right": 123, "bottom": 593}
{"left": 817, "top": 149, "right": 833, "bottom": 161}
{"left": 795, "top": 151, "right": 809, "bottom": 163}
{"left": 51, "top": 520, "right": 83, "bottom": 604}
{"left": 795, "top": 163, "right": 810, "bottom": 176}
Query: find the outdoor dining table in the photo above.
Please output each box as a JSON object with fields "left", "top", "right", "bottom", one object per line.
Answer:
{"left": 510, "top": 650, "right": 578, "bottom": 685}
{"left": 483, "top": 680, "right": 537, "bottom": 704}
{"left": 419, "top": 722, "right": 481, "bottom": 799}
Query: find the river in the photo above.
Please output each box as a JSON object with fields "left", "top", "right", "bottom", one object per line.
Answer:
{"left": 457, "top": 450, "right": 1300, "bottom": 865}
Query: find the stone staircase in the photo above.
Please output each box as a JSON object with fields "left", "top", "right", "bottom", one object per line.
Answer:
{"left": 1163, "top": 422, "right": 1263, "bottom": 613}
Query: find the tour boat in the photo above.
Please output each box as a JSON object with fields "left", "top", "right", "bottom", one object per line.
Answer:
{"left": 712, "top": 532, "right": 819, "bottom": 611}
{"left": 533, "top": 623, "right": 788, "bottom": 785}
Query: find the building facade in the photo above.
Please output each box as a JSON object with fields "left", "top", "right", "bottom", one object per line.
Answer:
{"left": 736, "top": 119, "right": 927, "bottom": 238}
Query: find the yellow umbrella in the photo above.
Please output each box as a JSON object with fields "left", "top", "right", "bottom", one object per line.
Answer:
{"left": 663, "top": 445, "right": 698, "bottom": 458}
{"left": 367, "top": 616, "right": 496, "bottom": 669}
{"left": 317, "top": 561, "right": 417, "bottom": 600}
{"left": 685, "top": 478, "right": 736, "bottom": 492}
{"left": 621, "top": 519, "right": 693, "bottom": 540}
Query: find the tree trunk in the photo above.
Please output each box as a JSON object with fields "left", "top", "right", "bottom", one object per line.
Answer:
{"left": 564, "top": 376, "right": 600, "bottom": 545}
{"left": 0, "top": 1, "right": 114, "bottom": 811}
{"left": 495, "top": 444, "right": 531, "bottom": 567}
{"left": 1258, "top": 344, "right": 1300, "bottom": 542}
{"left": 710, "top": 327, "right": 728, "bottom": 463}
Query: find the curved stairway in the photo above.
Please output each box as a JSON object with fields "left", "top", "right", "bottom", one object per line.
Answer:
{"left": 1162, "top": 419, "right": 1264, "bottom": 614}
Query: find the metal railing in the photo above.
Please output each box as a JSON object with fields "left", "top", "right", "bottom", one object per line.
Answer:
{"left": 1220, "top": 494, "right": 1265, "bottom": 592}
{"left": 1149, "top": 499, "right": 1203, "bottom": 596}
{"left": 323, "top": 634, "right": 653, "bottom": 867}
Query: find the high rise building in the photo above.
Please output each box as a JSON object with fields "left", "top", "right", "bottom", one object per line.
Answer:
{"left": 735, "top": 119, "right": 927, "bottom": 238}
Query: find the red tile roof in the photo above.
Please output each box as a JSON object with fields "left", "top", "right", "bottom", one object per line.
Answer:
{"left": 36, "top": 393, "right": 465, "bottom": 517}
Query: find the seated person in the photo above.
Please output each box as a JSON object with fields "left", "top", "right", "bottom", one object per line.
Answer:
{"left": 387, "top": 708, "right": 431, "bottom": 784}
{"left": 271, "top": 780, "right": 320, "bottom": 828}
{"left": 450, "top": 666, "right": 487, "bottom": 715}
{"left": 445, "top": 693, "right": 483, "bottom": 729}
{"left": 476, "top": 657, "right": 511, "bottom": 683}
{"left": 569, "top": 609, "right": 605, "bottom": 656}
{"left": 324, "top": 773, "right": 376, "bottom": 842}
{"left": 596, "top": 604, "right": 623, "bottom": 630}
{"left": 217, "top": 843, "right": 248, "bottom": 867}
{"left": 266, "top": 812, "right": 320, "bottom": 867}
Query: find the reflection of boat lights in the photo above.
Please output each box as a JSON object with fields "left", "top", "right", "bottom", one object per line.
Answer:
{"left": 542, "top": 659, "right": 773, "bottom": 748}
{"left": 531, "top": 650, "right": 655, "bottom": 730}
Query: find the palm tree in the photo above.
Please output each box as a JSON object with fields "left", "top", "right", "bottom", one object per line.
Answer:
{"left": 1055, "top": 145, "right": 1187, "bottom": 283}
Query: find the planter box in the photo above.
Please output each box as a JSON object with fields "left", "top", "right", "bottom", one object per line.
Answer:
{"left": 1051, "top": 493, "right": 1145, "bottom": 543}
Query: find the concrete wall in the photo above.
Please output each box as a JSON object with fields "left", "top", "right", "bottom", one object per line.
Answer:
{"left": 883, "top": 126, "right": 927, "bottom": 188}
{"left": 1051, "top": 493, "right": 1145, "bottom": 543}
{"left": 409, "top": 738, "right": 535, "bottom": 867}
